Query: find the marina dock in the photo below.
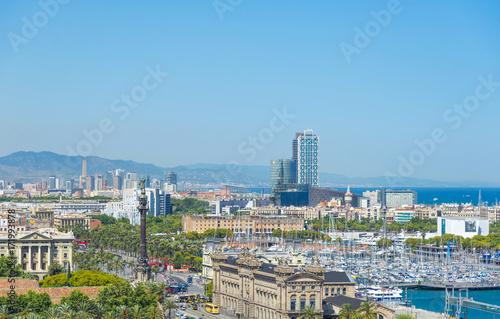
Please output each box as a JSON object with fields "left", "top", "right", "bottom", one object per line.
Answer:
{"left": 381, "top": 282, "right": 500, "bottom": 290}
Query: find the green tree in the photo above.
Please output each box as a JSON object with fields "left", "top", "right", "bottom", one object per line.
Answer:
{"left": 93, "top": 215, "right": 117, "bottom": 225}
{"left": 47, "top": 263, "right": 64, "bottom": 277}
{"left": 60, "top": 290, "right": 91, "bottom": 310}
{"left": 339, "top": 303, "right": 356, "bottom": 319}
{"left": 377, "top": 238, "right": 393, "bottom": 248}
{"left": 0, "top": 256, "right": 25, "bottom": 277}
{"left": 356, "top": 302, "right": 377, "bottom": 319}
{"left": 16, "top": 290, "right": 52, "bottom": 314}
{"left": 162, "top": 299, "right": 178, "bottom": 319}
{"left": 205, "top": 281, "right": 213, "bottom": 298}
{"left": 299, "top": 304, "right": 321, "bottom": 319}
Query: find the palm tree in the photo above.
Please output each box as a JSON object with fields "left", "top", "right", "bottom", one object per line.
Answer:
{"left": 130, "top": 305, "right": 145, "bottom": 319}
{"left": 104, "top": 311, "right": 118, "bottom": 319}
{"left": 339, "top": 303, "right": 356, "bottom": 319}
{"left": 110, "top": 256, "right": 125, "bottom": 277}
{"left": 44, "top": 307, "right": 61, "bottom": 319}
{"left": 94, "top": 304, "right": 107, "bottom": 319}
{"left": 299, "top": 304, "right": 321, "bottom": 319}
{"left": 116, "top": 305, "right": 129, "bottom": 319}
{"left": 145, "top": 308, "right": 162, "bottom": 319}
{"left": 356, "top": 302, "right": 377, "bottom": 319}
{"left": 0, "top": 305, "right": 10, "bottom": 319}
{"left": 162, "top": 299, "right": 178, "bottom": 319}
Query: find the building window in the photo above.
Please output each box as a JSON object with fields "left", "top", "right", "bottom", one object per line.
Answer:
{"left": 342, "top": 288, "right": 346, "bottom": 295}
{"left": 311, "top": 286, "right": 315, "bottom": 290}
{"left": 292, "top": 286, "right": 296, "bottom": 290}
{"left": 337, "top": 288, "right": 340, "bottom": 294}
{"left": 64, "top": 253, "right": 67, "bottom": 258}
{"left": 325, "top": 288, "right": 329, "bottom": 295}
{"left": 310, "top": 299, "right": 315, "bottom": 309}
{"left": 300, "top": 299, "right": 306, "bottom": 310}
{"left": 301, "top": 286, "right": 305, "bottom": 292}
{"left": 290, "top": 299, "right": 296, "bottom": 311}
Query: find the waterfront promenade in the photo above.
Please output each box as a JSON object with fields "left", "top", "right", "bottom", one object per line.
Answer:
{"left": 382, "top": 281, "right": 500, "bottom": 290}
{"left": 394, "top": 305, "right": 443, "bottom": 319}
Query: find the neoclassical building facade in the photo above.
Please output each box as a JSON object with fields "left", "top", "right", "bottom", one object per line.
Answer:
{"left": 211, "top": 249, "right": 356, "bottom": 319}
{"left": 0, "top": 229, "right": 74, "bottom": 279}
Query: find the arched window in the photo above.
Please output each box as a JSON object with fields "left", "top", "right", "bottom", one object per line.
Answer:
{"left": 337, "top": 288, "right": 340, "bottom": 294}
{"left": 310, "top": 295, "right": 316, "bottom": 309}
{"left": 290, "top": 295, "right": 296, "bottom": 311}
{"left": 325, "top": 288, "right": 329, "bottom": 295}
{"left": 300, "top": 296, "right": 307, "bottom": 310}
{"left": 342, "top": 288, "right": 346, "bottom": 295}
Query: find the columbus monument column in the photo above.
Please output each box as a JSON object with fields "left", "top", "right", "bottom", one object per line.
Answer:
{"left": 134, "top": 178, "right": 152, "bottom": 282}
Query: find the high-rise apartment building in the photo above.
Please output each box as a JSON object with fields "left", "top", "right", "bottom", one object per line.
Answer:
{"left": 381, "top": 189, "right": 417, "bottom": 208}
{"left": 80, "top": 157, "right": 87, "bottom": 188}
{"left": 65, "top": 180, "right": 73, "bottom": 191}
{"left": 115, "top": 169, "right": 125, "bottom": 180}
{"left": 106, "top": 171, "right": 114, "bottom": 188}
{"left": 164, "top": 171, "right": 178, "bottom": 193}
{"left": 363, "top": 190, "right": 380, "bottom": 207}
{"left": 49, "top": 176, "right": 56, "bottom": 190}
{"left": 297, "top": 129, "right": 319, "bottom": 186}
{"left": 113, "top": 176, "right": 123, "bottom": 190}
{"left": 85, "top": 176, "right": 95, "bottom": 191}
{"left": 95, "top": 175, "right": 103, "bottom": 191}
{"left": 146, "top": 188, "right": 172, "bottom": 217}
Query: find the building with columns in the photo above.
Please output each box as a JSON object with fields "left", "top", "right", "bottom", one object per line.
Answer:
{"left": 202, "top": 238, "right": 306, "bottom": 281}
{"left": 211, "top": 248, "right": 357, "bottom": 319}
{"left": 0, "top": 229, "right": 74, "bottom": 279}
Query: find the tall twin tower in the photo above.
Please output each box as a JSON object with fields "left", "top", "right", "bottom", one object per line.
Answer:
{"left": 271, "top": 129, "right": 319, "bottom": 198}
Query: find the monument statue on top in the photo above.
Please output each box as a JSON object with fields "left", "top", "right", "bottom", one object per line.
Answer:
{"left": 133, "top": 178, "right": 152, "bottom": 282}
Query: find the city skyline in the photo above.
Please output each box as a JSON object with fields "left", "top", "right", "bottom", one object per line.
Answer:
{"left": 1, "top": 2, "right": 500, "bottom": 184}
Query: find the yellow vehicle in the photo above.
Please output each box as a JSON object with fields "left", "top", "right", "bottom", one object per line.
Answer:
{"left": 192, "top": 304, "right": 198, "bottom": 310}
{"left": 205, "top": 303, "right": 219, "bottom": 314}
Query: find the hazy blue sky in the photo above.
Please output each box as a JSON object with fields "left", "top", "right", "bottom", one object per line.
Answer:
{"left": 1, "top": 1, "right": 500, "bottom": 183}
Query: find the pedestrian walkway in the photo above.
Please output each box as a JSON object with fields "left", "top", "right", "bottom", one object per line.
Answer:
{"left": 395, "top": 305, "right": 443, "bottom": 319}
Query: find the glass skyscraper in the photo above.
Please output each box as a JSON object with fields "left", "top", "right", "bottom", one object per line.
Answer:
{"left": 297, "top": 130, "right": 319, "bottom": 186}
{"left": 297, "top": 129, "right": 319, "bottom": 186}
{"left": 270, "top": 159, "right": 297, "bottom": 194}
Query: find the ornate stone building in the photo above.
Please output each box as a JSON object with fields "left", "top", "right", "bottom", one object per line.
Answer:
{"left": 0, "top": 229, "right": 74, "bottom": 279}
{"left": 211, "top": 249, "right": 356, "bottom": 319}
{"left": 203, "top": 238, "right": 306, "bottom": 281}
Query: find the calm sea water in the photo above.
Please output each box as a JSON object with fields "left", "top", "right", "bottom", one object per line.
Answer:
{"left": 404, "top": 289, "right": 500, "bottom": 319}
{"left": 249, "top": 187, "right": 500, "bottom": 206}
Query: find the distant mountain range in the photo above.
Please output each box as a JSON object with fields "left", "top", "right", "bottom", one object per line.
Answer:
{"left": 0, "top": 151, "right": 496, "bottom": 188}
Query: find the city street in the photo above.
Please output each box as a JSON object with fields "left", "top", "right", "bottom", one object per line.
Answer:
{"left": 78, "top": 249, "right": 237, "bottom": 317}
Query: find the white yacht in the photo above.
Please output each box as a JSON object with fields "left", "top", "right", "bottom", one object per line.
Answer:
{"left": 362, "top": 286, "right": 403, "bottom": 301}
